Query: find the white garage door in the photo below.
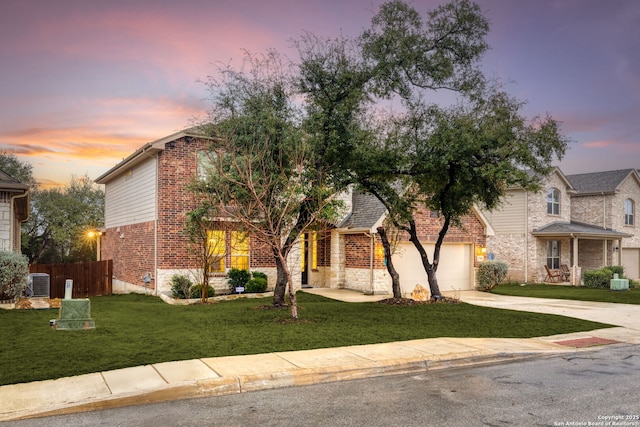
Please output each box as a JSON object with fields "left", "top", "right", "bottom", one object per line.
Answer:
{"left": 392, "top": 243, "right": 473, "bottom": 294}
{"left": 622, "top": 248, "right": 640, "bottom": 280}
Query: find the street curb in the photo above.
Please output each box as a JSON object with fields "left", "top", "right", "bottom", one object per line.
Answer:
{"left": 7, "top": 352, "right": 557, "bottom": 421}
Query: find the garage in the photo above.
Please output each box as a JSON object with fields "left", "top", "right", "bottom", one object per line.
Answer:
{"left": 392, "top": 243, "right": 474, "bottom": 294}
{"left": 622, "top": 248, "right": 640, "bottom": 280}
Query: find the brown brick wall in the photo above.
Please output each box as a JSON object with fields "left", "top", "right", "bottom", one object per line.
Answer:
{"left": 101, "top": 221, "right": 155, "bottom": 289}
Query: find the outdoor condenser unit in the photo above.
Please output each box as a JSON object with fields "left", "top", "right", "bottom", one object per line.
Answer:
{"left": 27, "top": 273, "right": 50, "bottom": 298}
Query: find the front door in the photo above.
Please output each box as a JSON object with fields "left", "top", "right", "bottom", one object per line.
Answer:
{"left": 301, "top": 233, "right": 309, "bottom": 286}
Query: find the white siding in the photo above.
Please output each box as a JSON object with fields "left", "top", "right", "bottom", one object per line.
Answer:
{"left": 104, "top": 157, "right": 157, "bottom": 228}
{"left": 0, "top": 199, "right": 10, "bottom": 251}
{"left": 482, "top": 190, "right": 526, "bottom": 234}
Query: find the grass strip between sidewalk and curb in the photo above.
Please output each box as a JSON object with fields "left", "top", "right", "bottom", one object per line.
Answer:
{"left": 0, "top": 291, "right": 613, "bottom": 386}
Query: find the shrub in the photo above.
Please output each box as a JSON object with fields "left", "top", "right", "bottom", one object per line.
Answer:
{"left": 245, "top": 277, "right": 268, "bottom": 293}
{"left": 252, "top": 271, "right": 268, "bottom": 280}
{"left": 583, "top": 269, "right": 613, "bottom": 288}
{"left": 477, "top": 261, "right": 508, "bottom": 291}
{"left": 227, "top": 268, "right": 251, "bottom": 292}
{"left": 0, "top": 251, "right": 29, "bottom": 301}
{"left": 170, "top": 274, "right": 194, "bottom": 299}
{"left": 190, "top": 284, "right": 215, "bottom": 299}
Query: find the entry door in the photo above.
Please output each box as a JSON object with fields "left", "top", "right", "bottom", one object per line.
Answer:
{"left": 301, "top": 233, "right": 309, "bottom": 285}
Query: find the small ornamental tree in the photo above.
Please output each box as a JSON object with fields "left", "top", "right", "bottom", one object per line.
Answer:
{"left": 0, "top": 251, "right": 29, "bottom": 301}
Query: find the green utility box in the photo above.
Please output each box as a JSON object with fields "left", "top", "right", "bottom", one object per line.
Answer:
{"left": 610, "top": 273, "right": 629, "bottom": 291}
{"left": 52, "top": 299, "right": 96, "bottom": 330}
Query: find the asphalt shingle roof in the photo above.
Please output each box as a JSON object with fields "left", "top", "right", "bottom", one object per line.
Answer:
{"left": 340, "top": 191, "right": 387, "bottom": 229}
{"left": 532, "top": 221, "right": 631, "bottom": 238}
{"left": 566, "top": 169, "right": 636, "bottom": 194}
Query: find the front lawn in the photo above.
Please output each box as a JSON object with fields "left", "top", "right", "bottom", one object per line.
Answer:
{"left": 0, "top": 292, "right": 612, "bottom": 386}
{"left": 492, "top": 283, "right": 640, "bottom": 304}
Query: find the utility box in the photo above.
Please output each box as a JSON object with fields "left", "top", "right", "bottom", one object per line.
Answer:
{"left": 64, "top": 279, "right": 73, "bottom": 300}
{"left": 52, "top": 299, "right": 96, "bottom": 330}
{"left": 610, "top": 273, "right": 629, "bottom": 291}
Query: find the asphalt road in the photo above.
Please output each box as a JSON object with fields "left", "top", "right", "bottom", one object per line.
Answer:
{"left": 6, "top": 344, "right": 640, "bottom": 427}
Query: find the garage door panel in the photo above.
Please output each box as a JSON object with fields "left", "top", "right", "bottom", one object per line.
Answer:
{"left": 392, "top": 243, "right": 472, "bottom": 293}
{"left": 622, "top": 248, "right": 640, "bottom": 280}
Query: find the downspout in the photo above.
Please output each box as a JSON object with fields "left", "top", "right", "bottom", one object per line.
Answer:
{"left": 154, "top": 155, "right": 159, "bottom": 296}
{"left": 524, "top": 191, "right": 529, "bottom": 282}
{"left": 10, "top": 191, "right": 29, "bottom": 252}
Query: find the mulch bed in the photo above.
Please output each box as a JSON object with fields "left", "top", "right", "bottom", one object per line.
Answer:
{"left": 377, "top": 296, "right": 460, "bottom": 305}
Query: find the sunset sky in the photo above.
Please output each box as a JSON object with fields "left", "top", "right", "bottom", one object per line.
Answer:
{"left": 1, "top": 0, "right": 639, "bottom": 188}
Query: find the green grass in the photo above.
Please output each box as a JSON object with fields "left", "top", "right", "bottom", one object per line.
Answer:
{"left": 492, "top": 283, "right": 640, "bottom": 304}
{"left": 0, "top": 292, "right": 612, "bottom": 386}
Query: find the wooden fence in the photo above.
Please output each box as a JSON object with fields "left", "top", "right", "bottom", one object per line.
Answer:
{"left": 29, "top": 260, "right": 113, "bottom": 299}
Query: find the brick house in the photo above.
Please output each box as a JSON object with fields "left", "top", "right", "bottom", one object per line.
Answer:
{"left": 95, "top": 130, "right": 276, "bottom": 295}
{"left": 307, "top": 191, "right": 492, "bottom": 296}
{"left": 481, "top": 168, "right": 636, "bottom": 284}
{"left": 0, "top": 169, "right": 29, "bottom": 253}
{"left": 95, "top": 130, "right": 492, "bottom": 297}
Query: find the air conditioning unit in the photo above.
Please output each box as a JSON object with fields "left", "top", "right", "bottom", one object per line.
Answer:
{"left": 27, "top": 273, "right": 50, "bottom": 298}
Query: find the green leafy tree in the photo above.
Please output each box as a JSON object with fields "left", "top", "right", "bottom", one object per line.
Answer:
{"left": 23, "top": 175, "right": 104, "bottom": 264}
{"left": 195, "top": 51, "right": 339, "bottom": 318}
{"left": 0, "top": 151, "right": 38, "bottom": 189}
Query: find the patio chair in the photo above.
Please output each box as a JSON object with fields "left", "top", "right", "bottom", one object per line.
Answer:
{"left": 560, "top": 264, "right": 571, "bottom": 281}
{"left": 544, "top": 265, "right": 563, "bottom": 283}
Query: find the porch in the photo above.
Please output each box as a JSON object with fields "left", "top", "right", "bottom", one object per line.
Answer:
{"left": 532, "top": 221, "right": 631, "bottom": 286}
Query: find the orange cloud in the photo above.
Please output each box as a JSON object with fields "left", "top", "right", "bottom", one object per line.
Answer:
{"left": 584, "top": 140, "right": 616, "bottom": 148}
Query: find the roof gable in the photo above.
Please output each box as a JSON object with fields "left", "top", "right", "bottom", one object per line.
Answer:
{"left": 566, "top": 169, "right": 639, "bottom": 195}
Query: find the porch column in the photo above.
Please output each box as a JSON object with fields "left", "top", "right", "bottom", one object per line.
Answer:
{"left": 616, "top": 239, "right": 622, "bottom": 266}
{"left": 603, "top": 240, "right": 608, "bottom": 266}
{"left": 572, "top": 237, "right": 579, "bottom": 286}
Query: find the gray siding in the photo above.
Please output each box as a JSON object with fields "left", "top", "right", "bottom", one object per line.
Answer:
{"left": 104, "top": 157, "right": 157, "bottom": 228}
{"left": 482, "top": 190, "right": 526, "bottom": 234}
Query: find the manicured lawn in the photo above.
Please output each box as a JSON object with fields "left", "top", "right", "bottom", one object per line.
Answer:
{"left": 0, "top": 292, "right": 612, "bottom": 386}
{"left": 492, "top": 283, "right": 640, "bottom": 304}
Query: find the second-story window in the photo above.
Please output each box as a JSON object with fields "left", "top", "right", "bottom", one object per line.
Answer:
{"left": 625, "top": 199, "right": 635, "bottom": 226}
{"left": 546, "top": 188, "right": 560, "bottom": 215}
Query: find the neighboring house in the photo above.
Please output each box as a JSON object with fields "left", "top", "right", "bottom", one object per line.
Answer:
{"left": 566, "top": 169, "right": 640, "bottom": 280}
{"left": 482, "top": 168, "right": 635, "bottom": 284}
{"left": 96, "top": 129, "right": 493, "bottom": 297}
{"left": 0, "top": 169, "right": 30, "bottom": 253}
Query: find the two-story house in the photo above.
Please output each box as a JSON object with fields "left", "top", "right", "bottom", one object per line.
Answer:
{"left": 96, "top": 129, "right": 493, "bottom": 297}
{"left": 566, "top": 169, "right": 640, "bottom": 279}
{"left": 483, "top": 168, "right": 635, "bottom": 284}
{"left": 0, "top": 169, "right": 30, "bottom": 253}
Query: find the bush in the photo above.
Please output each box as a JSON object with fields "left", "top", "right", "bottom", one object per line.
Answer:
{"left": 245, "top": 277, "right": 268, "bottom": 293}
{"left": 190, "top": 284, "right": 215, "bottom": 299}
{"left": 252, "top": 271, "right": 268, "bottom": 280}
{"left": 583, "top": 266, "right": 626, "bottom": 289}
{"left": 170, "top": 275, "right": 194, "bottom": 299}
{"left": 477, "top": 261, "right": 508, "bottom": 291}
{"left": 227, "top": 268, "right": 251, "bottom": 292}
{"left": 0, "top": 251, "right": 29, "bottom": 301}
{"left": 583, "top": 269, "right": 611, "bottom": 288}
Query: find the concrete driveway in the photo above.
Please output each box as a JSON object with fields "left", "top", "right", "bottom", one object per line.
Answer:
{"left": 452, "top": 290, "right": 640, "bottom": 331}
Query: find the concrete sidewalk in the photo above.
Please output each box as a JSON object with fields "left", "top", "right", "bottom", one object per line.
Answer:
{"left": 2, "top": 289, "right": 638, "bottom": 422}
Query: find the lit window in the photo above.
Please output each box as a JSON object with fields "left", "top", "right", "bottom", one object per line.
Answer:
{"left": 207, "top": 230, "right": 226, "bottom": 272}
{"left": 546, "top": 188, "right": 560, "bottom": 215}
{"left": 231, "top": 231, "right": 250, "bottom": 271}
{"left": 625, "top": 199, "right": 634, "bottom": 226}
{"left": 311, "top": 232, "right": 318, "bottom": 270}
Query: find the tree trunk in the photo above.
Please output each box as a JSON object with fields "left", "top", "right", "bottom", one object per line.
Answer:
{"left": 377, "top": 227, "right": 402, "bottom": 298}
{"left": 406, "top": 220, "right": 442, "bottom": 299}
{"left": 272, "top": 250, "right": 288, "bottom": 306}
{"left": 275, "top": 249, "right": 298, "bottom": 318}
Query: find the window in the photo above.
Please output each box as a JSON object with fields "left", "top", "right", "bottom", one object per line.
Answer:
{"left": 546, "top": 240, "right": 560, "bottom": 269}
{"left": 197, "top": 150, "right": 216, "bottom": 181}
{"left": 625, "top": 199, "right": 634, "bottom": 226}
{"left": 231, "top": 231, "right": 249, "bottom": 270}
{"left": 206, "top": 229, "right": 250, "bottom": 273}
{"left": 207, "top": 230, "right": 226, "bottom": 272}
{"left": 546, "top": 188, "right": 560, "bottom": 215}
